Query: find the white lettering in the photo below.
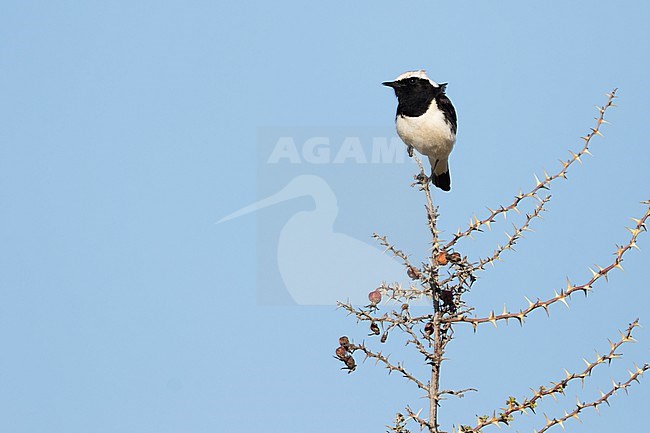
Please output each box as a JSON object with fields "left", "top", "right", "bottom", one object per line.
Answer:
{"left": 333, "top": 137, "right": 367, "bottom": 164}
{"left": 303, "top": 137, "right": 331, "bottom": 164}
{"left": 267, "top": 137, "right": 301, "bottom": 164}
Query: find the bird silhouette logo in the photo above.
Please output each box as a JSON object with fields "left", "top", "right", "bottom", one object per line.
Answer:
{"left": 218, "top": 175, "right": 413, "bottom": 305}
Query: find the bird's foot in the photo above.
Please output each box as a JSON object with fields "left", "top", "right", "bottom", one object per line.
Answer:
{"left": 412, "top": 172, "right": 429, "bottom": 188}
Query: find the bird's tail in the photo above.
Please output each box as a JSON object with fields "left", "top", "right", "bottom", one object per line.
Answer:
{"left": 431, "top": 171, "right": 451, "bottom": 191}
{"left": 428, "top": 157, "right": 451, "bottom": 191}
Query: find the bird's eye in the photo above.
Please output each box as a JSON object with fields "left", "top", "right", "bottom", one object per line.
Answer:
{"left": 409, "top": 77, "right": 418, "bottom": 83}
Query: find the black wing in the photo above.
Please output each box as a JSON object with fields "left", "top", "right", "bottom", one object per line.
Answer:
{"left": 436, "top": 94, "right": 457, "bottom": 134}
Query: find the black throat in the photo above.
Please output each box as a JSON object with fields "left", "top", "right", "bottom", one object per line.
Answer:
{"left": 395, "top": 84, "right": 437, "bottom": 118}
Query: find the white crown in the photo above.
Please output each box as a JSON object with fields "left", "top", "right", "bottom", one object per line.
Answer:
{"left": 393, "top": 70, "right": 440, "bottom": 87}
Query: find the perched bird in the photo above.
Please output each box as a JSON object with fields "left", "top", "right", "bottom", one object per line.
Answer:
{"left": 383, "top": 70, "right": 457, "bottom": 191}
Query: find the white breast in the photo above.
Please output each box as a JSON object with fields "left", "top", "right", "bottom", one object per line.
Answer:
{"left": 396, "top": 100, "right": 456, "bottom": 160}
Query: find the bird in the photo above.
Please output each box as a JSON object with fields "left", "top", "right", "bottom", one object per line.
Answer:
{"left": 383, "top": 70, "right": 457, "bottom": 191}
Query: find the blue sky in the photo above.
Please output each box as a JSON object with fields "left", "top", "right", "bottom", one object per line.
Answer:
{"left": 1, "top": 1, "right": 649, "bottom": 432}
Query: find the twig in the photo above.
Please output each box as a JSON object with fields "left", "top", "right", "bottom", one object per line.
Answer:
{"left": 470, "top": 320, "right": 640, "bottom": 431}
{"left": 473, "top": 196, "right": 550, "bottom": 272}
{"left": 353, "top": 342, "right": 428, "bottom": 391}
{"left": 444, "top": 89, "right": 617, "bottom": 251}
{"left": 445, "top": 202, "right": 650, "bottom": 328}
{"left": 374, "top": 233, "right": 417, "bottom": 271}
{"left": 405, "top": 405, "right": 433, "bottom": 431}
{"left": 536, "top": 363, "right": 649, "bottom": 433}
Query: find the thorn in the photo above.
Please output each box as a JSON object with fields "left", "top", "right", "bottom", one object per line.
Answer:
{"left": 608, "top": 339, "right": 616, "bottom": 351}
{"left": 515, "top": 312, "right": 525, "bottom": 326}
{"left": 588, "top": 267, "right": 599, "bottom": 279}
{"left": 592, "top": 128, "right": 604, "bottom": 137}
{"left": 489, "top": 311, "right": 497, "bottom": 328}
{"left": 565, "top": 277, "right": 575, "bottom": 294}
{"left": 569, "top": 150, "right": 582, "bottom": 164}
{"left": 524, "top": 296, "right": 534, "bottom": 308}
{"left": 556, "top": 290, "right": 570, "bottom": 308}
{"left": 600, "top": 390, "right": 610, "bottom": 406}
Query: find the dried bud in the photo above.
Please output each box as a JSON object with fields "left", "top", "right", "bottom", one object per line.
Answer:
{"left": 401, "top": 303, "right": 409, "bottom": 312}
{"left": 335, "top": 346, "right": 349, "bottom": 360}
{"left": 370, "top": 322, "right": 380, "bottom": 335}
{"left": 448, "top": 252, "right": 462, "bottom": 263}
{"left": 441, "top": 289, "right": 454, "bottom": 305}
{"left": 345, "top": 356, "right": 356, "bottom": 370}
{"left": 368, "top": 289, "right": 382, "bottom": 306}
{"left": 435, "top": 251, "right": 448, "bottom": 266}
{"left": 339, "top": 336, "right": 350, "bottom": 349}
{"left": 441, "top": 289, "right": 456, "bottom": 313}
{"left": 380, "top": 331, "right": 388, "bottom": 343}
{"left": 407, "top": 266, "right": 421, "bottom": 279}
{"left": 424, "top": 321, "right": 434, "bottom": 336}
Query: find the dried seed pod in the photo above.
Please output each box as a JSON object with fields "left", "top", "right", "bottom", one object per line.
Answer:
{"left": 448, "top": 252, "right": 462, "bottom": 263}
{"left": 407, "top": 266, "right": 421, "bottom": 279}
{"left": 440, "top": 289, "right": 454, "bottom": 305}
{"left": 401, "top": 303, "right": 409, "bottom": 312}
{"left": 440, "top": 289, "right": 456, "bottom": 313}
{"left": 370, "top": 322, "right": 380, "bottom": 335}
{"left": 339, "top": 336, "right": 350, "bottom": 349}
{"left": 335, "top": 346, "right": 349, "bottom": 360}
{"left": 435, "top": 251, "right": 448, "bottom": 266}
{"left": 368, "top": 289, "right": 382, "bottom": 306}
{"left": 424, "top": 321, "right": 434, "bottom": 336}
{"left": 345, "top": 356, "right": 356, "bottom": 370}
{"left": 380, "top": 331, "right": 388, "bottom": 343}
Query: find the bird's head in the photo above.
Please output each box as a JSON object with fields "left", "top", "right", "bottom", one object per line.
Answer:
{"left": 382, "top": 70, "right": 446, "bottom": 100}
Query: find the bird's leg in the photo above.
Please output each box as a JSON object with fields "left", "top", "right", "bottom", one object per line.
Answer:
{"left": 407, "top": 145, "right": 414, "bottom": 157}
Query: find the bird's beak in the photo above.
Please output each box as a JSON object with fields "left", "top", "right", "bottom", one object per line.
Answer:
{"left": 382, "top": 81, "right": 398, "bottom": 88}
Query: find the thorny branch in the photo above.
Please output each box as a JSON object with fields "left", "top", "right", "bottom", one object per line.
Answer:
{"left": 444, "top": 89, "right": 618, "bottom": 251}
{"left": 405, "top": 405, "right": 432, "bottom": 431}
{"left": 374, "top": 233, "right": 417, "bottom": 271}
{"left": 445, "top": 202, "right": 650, "bottom": 328}
{"left": 353, "top": 342, "right": 428, "bottom": 391}
{"left": 468, "top": 320, "right": 640, "bottom": 431}
{"left": 473, "top": 195, "right": 551, "bottom": 272}
{"left": 334, "top": 89, "right": 648, "bottom": 433}
{"left": 535, "top": 364, "right": 649, "bottom": 433}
